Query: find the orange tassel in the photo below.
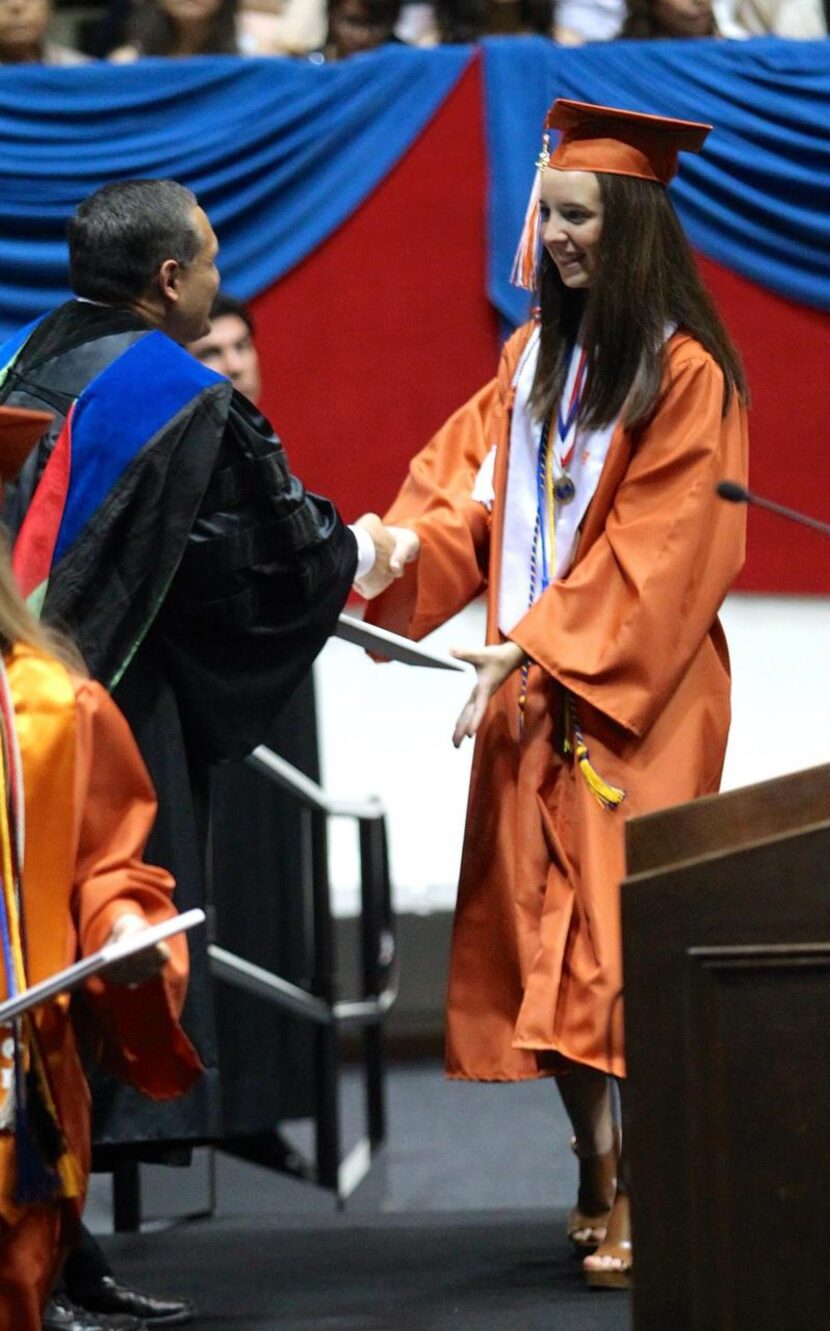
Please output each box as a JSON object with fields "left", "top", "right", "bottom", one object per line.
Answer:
{"left": 510, "top": 135, "right": 550, "bottom": 293}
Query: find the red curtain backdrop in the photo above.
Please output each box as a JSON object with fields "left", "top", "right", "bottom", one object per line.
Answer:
{"left": 253, "top": 61, "right": 498, "bottom": 518}
{"left": 253, "top": 60, "right": 829, "bottom": 596}
{"left": 695, "top": 255, "right": 829, "bottom": 593}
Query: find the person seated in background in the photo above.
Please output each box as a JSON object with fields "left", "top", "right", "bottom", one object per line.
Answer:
{"left": 109, "top": 0, "right": 245, "bottom": 59}
{"left": 412, "top": 0, "right": 595, "bottom": 47}
{"left": 619, "top": 0, "right": 747, "bottom": 36}
{"left": 312, "top": 0, "right": 402, "bottom": 58}
{"left": 237, "top": 0, "right": 327, "bottom": 54}
{"left": 726, "top": 0, "right": 825, "bottom": 33}
{"left": 433, "top": 0, "right": 553, "bottom": 39}
{"left": 0, "top": 405, "right": 201, "bottom": 1331}
{"left": 553, "top": 0, "right": 623, "bottom": 42}
{"left": 187, "top": 292, "right": 261, "bottom": 404}
{"left": 111, "top": 0, "right": 355, "bottom": 53}
{"left": 0, "top": 0, "right": 89, "bottom": 63}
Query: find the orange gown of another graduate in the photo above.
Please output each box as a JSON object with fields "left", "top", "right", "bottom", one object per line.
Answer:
{"left": 0, "top": 644, "right": 202, "bottom": 1328}
{"left": 366, "top": 323, "right": 748, "bottom": 1082}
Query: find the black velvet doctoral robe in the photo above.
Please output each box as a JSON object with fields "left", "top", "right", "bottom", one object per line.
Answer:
{"left": 1, "top": 301, "right": 357, "bottom": 1146}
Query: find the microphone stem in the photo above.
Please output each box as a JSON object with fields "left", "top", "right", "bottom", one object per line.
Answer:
{"left": 747, "top": 491, "right": 830, "bottom": 538}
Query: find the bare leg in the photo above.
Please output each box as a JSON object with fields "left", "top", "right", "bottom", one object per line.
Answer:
{"left": 557, "top": 1066, "right": 618, "bottom": 1249}
{"left": 583, "top": 1077, "right": 632, "bottom": 1287}
{"left": 556, "top": 1064, "right": 615, "bottom": 1157}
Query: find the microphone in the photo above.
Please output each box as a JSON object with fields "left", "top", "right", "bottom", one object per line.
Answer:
{"left": 716, "top": 480, "right": 830, "bottom": 538}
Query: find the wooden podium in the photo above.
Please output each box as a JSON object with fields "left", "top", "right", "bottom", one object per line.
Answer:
{"left": 621, "top": 763, "right": 830, "bottom": 1330}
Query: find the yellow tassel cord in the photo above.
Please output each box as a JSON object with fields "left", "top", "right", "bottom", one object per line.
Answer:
{"left": 563, "top": 699, "right": 626, "bottom": 811}
{"left": 0, "top": 737, "right": 27, "bottom": 996}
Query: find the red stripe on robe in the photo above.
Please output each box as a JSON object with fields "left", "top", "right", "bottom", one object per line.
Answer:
{"left": 13, "top": 405, "right": 73, "bottom": 599}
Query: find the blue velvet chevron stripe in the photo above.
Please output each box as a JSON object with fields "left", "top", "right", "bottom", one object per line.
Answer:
{"left": 5, "top": 326, "right": 222, "bottom": 603}
{"left": 481, "top": 35, "right": 830, "bottom": 326}
{"left": 52, "top": 331, "right": 222, "bottom": 562}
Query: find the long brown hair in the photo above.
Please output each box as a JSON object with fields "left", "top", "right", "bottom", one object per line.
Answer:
{"left": 0, "top": 532, "right": 85, "bottom": 674}
{"left": 529, "top": 172, "right": 747, "bottom": 431}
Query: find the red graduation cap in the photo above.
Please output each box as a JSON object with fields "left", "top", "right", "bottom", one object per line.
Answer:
{"left": 511, "top": 98, "right": 712, "bottom": 290}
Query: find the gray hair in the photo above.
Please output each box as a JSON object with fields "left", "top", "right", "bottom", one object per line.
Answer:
{"left": 68, "top": 179, "right": 202, "bottom": 305}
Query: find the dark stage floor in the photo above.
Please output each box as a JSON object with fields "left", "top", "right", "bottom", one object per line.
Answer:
{"left": 93, "top": 1062, "right": 631, "bottom": 1331}
{"left": 104, "top": 1210, "right": 631, "bottom": 1331}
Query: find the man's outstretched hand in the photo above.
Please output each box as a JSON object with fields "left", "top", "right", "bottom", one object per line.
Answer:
{"left": 353, "top": 513, "right": 420, "bottom": 599}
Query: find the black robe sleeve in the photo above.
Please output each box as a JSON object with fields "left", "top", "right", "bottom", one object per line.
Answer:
{"left": 156, "top": 391, "right": 357, "bottom": 763}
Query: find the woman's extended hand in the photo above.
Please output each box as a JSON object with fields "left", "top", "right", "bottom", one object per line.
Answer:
{"left": 450, "top": 641, "right": 525, "bottom": 748}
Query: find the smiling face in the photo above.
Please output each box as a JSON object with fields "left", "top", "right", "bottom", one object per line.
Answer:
{"left": 539, "top": 168, "right": 604, "bottom": 290}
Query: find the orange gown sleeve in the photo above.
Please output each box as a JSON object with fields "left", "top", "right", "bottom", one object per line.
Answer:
{"left": 508, "top": 344, "right": 748, "bottom": 738}
{"left": 366, "top": 325, "right": 533, "bottom": 640}
{"left": 71, "top": 678, "right": 202, "bottom": 1098}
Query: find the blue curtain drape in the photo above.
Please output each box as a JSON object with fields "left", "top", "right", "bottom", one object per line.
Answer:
{"left": 0, "top": 47, "right": 470, "bottom": 333}
{"left": 482, "top": 35, "right": 830, "bottom": 326}
{"left": 1, "top": 40, "right": 828, "bottom": 336}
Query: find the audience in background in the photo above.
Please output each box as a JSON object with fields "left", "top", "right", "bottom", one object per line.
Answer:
{"left": 394, "top": 0, "right": 435, "bottom": 39}
{"left": 237, "top": 0, "right": 327, "bottom": 53}
{"left": 619, "top": 0, "right": 750, "bottom": 37}
{"left": 14, "top": 0, "right": 819, "bottom": 63}
{"left": 0, "top": 0, "right": 89, "bottom": 62}
{"left": 110, "top": 0, "right": 244, "bottom": 58}
{"left": 730, "top": 0, "right": 826, "bottom": 32}
{"left": 188, "top": 292, "right": 262, "bottom": 403}
{"left": 312, "top": 0, "right": 402, "bottom": 58}
{"left": 553, "top": 0, "right": 622, "bottom": 40}
{"left": 620, "top": 0, "right": 715, "bottom": 36}
{"left": 432, "top": 0, "right": 552, "bottom": 41}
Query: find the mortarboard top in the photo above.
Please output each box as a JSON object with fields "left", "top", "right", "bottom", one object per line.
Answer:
{"left": 0, "top": 405, "right": 52, "bottom": 482}
{"left": 546, "top": 99, "right": 712, "bottom": 186}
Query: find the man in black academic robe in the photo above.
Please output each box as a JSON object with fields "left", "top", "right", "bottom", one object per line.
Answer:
{"left": 0, "top": 179, "right": 405, "bottom": 1327}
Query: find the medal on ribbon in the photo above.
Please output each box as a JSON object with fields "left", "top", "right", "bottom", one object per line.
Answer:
{"left": 553, "top": 345, "right": 589, "bottom": 507}
{"left": 553, "top": 474, "right": 576, "bottom": 505}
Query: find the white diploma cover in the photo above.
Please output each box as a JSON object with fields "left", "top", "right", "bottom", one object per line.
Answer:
{"left": 336, "top": 613, "right": 465, "bottom": 672}
{"left": 0, "top": 908, "right": 206, "bottom": 1023}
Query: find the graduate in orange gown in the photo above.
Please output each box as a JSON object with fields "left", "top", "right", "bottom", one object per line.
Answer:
{"left": 0, "top": 406, "right": 202, "bottom": 1330}
{"left": 361, "top": 101, "right": 749, "bottom": 1288}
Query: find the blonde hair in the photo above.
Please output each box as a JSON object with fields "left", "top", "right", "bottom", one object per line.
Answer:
{"left": 0, "top": 530, "right": 86, "bottom": 675}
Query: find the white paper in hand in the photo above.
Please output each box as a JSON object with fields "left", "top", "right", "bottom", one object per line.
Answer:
{"left": 336, "top": 614, "right": 466, "bottom": 671}
{"left": 0, "top": 908, "right": 206, "bottom": 1023}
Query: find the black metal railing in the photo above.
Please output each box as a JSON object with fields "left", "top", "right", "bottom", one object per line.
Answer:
{"left": 209, "top": 744, "right": 397, "bottom": 1204}
{"left": 111, "top": 745, "right": 396, "bottom": 1227}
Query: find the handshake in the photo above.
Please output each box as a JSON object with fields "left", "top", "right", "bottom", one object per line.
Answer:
{"left": 352, "top": 513, "right": 420, "bottom": 600}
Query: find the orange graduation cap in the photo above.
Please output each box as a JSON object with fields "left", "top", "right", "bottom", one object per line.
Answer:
{"left": 511, "top": 98, "right": 712, "bottom": 291}
{"left": 546, "top": 99, "right": 711, "bottom": 185}
{"left": 0, "top": 405, "right": 52, "bottom": 482}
